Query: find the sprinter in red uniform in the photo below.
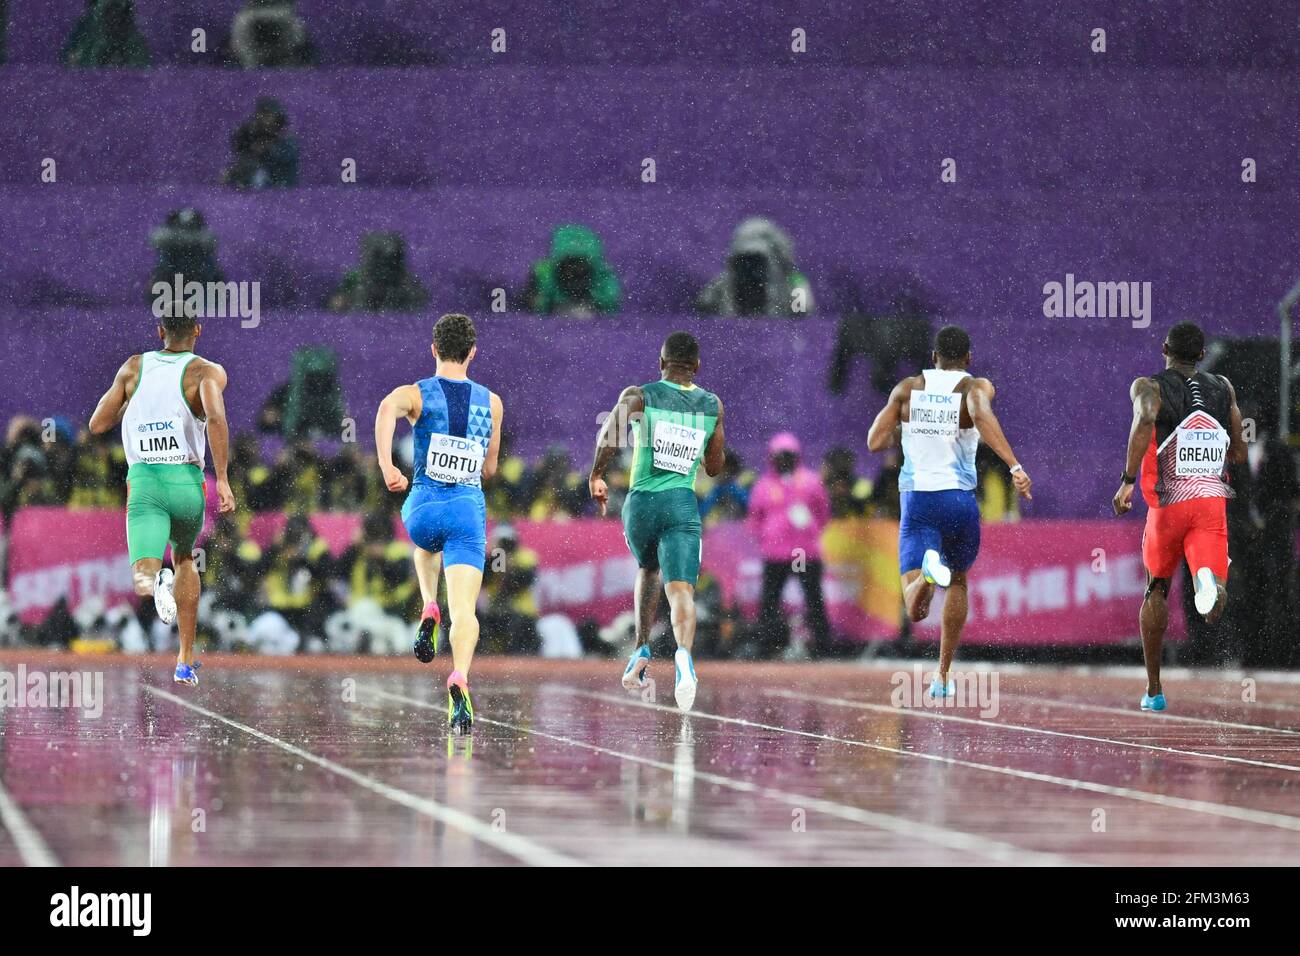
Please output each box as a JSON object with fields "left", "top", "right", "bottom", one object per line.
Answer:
{"left": 1112, "top": 322, "right": 1246, "bottom": 711}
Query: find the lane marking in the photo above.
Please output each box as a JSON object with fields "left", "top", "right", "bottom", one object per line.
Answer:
{"left": 144, "top": 685, "right": 582, "bottom": 867}
{"left": 994, "top": 692, "right": 1300, "bottom": 737}
{"left": 370, "top": 688, "right": 1077, "bottom": 867}
{"left": 560, "top": 687, "right": 1300, "bottom": 833}
{"left": 762, "top": 689, "right": 1300, "bottom": 773}
{"left": 0, "top": 774, "right": 59, "bottom": 867}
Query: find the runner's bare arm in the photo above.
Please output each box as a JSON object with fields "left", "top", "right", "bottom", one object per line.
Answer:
{"left": 702, "top": 398, "right": 726, "bottom": 477}
{"left": 589, "top": 385, "right": 644, "bottom": 516}
{"left": 1220, "top": 376, "right": 1247, "bottom": 465}
{"left": 866, "top": 380, "right": 907, "bottom": 452}
{"left": 375, "top": 384, "right": 421, "bottom": 493}
{"left": 967, "top": 379, "right": 1032, "bottom": 499}
{"left": 1113, "top": 377, "right": 1160, "bottom": 515}
{"left": 88, "top": 357, "right": 139, "bottom": 434}
{"left": 1124, "top": 377, "right": 1160, "bottom": 478}
{"left": 198, "top": 362, "right": 236, "bottom": 513}
{"left": 482, "top": 392, "right": 505, "bottom": 480}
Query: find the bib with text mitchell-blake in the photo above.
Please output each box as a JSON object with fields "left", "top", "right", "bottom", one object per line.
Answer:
{"left": 908, "top": 390, "right": 961, "bottom": 438}
{"left": 652, "top": 419, "right": 706, "bottom": 475}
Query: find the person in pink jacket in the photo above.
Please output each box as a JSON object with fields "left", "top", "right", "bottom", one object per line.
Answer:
{"left": 747, "top": 432, "right": 834, "bottom": 657}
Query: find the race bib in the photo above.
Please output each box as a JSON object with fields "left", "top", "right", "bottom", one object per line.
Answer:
{"left": 133, "top": 417, "right": 187, "bottom": 464}
{"left": 908, "top": 391, "right": 961, "bottom": 438}
{"left": 652, "top": 420, "right": 707, "bottom": 475}
{"left": 1175, "top": 424, "right": 1228, "bottom": 477}
{"left": 425, "top": 433, "right": 484, "bottom": 485}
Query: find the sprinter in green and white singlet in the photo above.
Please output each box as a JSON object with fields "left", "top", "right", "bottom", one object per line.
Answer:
{"left": 89, "top": 312, "right": 235, "bottom": 687}
{"left": 589, "top": 332, "right": 726, "bottom": 711}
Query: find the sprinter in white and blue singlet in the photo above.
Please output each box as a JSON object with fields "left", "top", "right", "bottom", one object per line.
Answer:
{"left": 375, "top": 314, "right": 503, "bottom": 736}
{"left": 868, "top": 325, "right": 1032, "bottom": 697}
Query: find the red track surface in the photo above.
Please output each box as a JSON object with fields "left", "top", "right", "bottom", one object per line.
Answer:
{"left": 1, "top": 652, "right": 1299, "bottom": 866}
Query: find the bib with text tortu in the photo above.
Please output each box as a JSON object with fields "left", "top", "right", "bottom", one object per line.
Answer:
{"left": 652, "top": 419, "right": 706, "bottom": 475}
{"left": 425, "top": 433, "right": 484, "bottom": 485}
{"left": 908, "top": 390, "right": 961, "bottom": 438}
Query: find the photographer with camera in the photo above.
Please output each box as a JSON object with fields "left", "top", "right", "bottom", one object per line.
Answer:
{"left": 230, "top": 0, "right": 318, "bottom": 68}
{"left": 224, "top": 97, "right": 300, "bottom": 189}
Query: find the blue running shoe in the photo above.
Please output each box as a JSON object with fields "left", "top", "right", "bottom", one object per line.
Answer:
{"left": 674, "top": 647, "right": 697, "bottom": 711}
{"left": 173, "top": 661, "right": 200, "bottom": 687}
{"left": 1141, "top": 692, "right": 1167, "bottom": 712}
{"left": 622, "top": 644, "right": 652, "bottom": 691}
{"left": 927, "top": 675, "right": 956, "bottom": 699}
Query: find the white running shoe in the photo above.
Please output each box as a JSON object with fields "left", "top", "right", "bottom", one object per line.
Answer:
{"left": 154, "top": 568, "right": 177, "bottom": 626}
{"left": 1193, "top": 566, "right": 1220, "bottom": 616}
{"left": 921, "top": 549, "right": 952, "bottom": 588}
{"left": 674, "top": 647, "right": 697, "bottom": 712}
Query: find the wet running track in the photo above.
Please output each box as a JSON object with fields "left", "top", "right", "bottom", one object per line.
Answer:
{"left": 2, "top": 652, "right": 1299, "bottom": 866}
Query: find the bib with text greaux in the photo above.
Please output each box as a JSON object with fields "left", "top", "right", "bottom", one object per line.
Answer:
{"left": 1175, "top": 424, "right": 1228, "bottom": 477}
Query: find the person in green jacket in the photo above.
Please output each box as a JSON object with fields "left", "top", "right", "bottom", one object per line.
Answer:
{"left": 63, "top": 0, "right": 151, "bottom": 68}
{"left": 525, "top": 224, "right": 621, "bottom": 316}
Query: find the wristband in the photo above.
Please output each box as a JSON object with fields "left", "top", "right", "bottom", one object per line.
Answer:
{"left": 1009, "top": 464, "right": 1024, "bottom": 475}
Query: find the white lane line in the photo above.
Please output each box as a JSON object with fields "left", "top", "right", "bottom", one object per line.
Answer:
{"left": 994, "top": 693, "right": 1300, "bottom": 736}
{"left": 144, "top": 685, "right": 581, "bottom": 867}
{"left": 560, "top": 687, "right": 1300, "bottom": 833}
{"left": 370, "top": 688, "right": 1076, "bottom": 867}
{"left": 0, "top": 774, "right": 59, "bottom": 867}
{"left": 762, "top": 689, "right": 1300, "bottom": 773}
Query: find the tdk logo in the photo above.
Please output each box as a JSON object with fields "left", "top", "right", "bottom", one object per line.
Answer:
{"left": 1184, "top": 430, "right": 1218, "bottom": 439}
{"left": 929, "top": 394, "right": 959, "bottom": 404}
{"left": 137, "top": 421, "right": 176, "bottom": 433}
{"left": 441, "top": 437, "right": 478, "bottom": 451}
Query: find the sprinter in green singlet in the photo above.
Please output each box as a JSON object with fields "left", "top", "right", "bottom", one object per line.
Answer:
{"left": 589, "top": 331, "right": 725, "bottom": 711}
{"left": 89, "top": 312, "right": 236, "bottom": 687}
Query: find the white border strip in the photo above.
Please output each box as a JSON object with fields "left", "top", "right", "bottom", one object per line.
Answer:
{"left": 144, "top": 685, "right": 582, "bottom": 867}
{"left": 370, "top": 688, "right": 1077, "bottom": 867}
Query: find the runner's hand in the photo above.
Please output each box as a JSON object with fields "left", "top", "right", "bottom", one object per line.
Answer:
{"left": 215, "top": 478, "right": 236, "bottom": 514}
{"left": 1112, "top": 482, "right": 1133, "bottom": 516}
{"left": 382, "top": 464, "right": 409, "bottom": 493}
{"left": 1012, "top": 466, "right": 1032, "bottom": 501}
{"left": 589, "top": 476, "right": 609, "bottom": 516}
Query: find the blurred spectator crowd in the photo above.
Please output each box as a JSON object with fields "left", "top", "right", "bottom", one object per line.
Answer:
{"left": 0, "top": 405, "right": 1047, "bottom": 661}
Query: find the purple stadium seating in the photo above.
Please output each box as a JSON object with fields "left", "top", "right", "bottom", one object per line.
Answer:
{"left": 6, "top": 1, "right": 1299, "bottom": 66}
{"left": 1, "top": 67, "right": 1295, "bottom": 188}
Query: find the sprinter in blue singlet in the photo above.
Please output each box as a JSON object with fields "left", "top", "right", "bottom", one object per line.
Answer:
{"left": 375, "top": 313, "right": 503, "bottom": 735}
{"left": 867, "top": 325, "right": 1032, "bottom": 698}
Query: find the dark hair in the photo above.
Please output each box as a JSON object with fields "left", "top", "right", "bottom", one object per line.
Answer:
{"left": 1165, "top": 321, "right": 1205, "bottom": 363}
{"left": 160, "top": 312, "right": 197, "bottom": 337}
{"left": 433, "top": 313, "right": 476, "bottom": 363}
{"left": 934, "top": 324, "right": 971, "bottom": 362}
{"left": 662, "top": 330, "right": 699, "bottom": 366}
